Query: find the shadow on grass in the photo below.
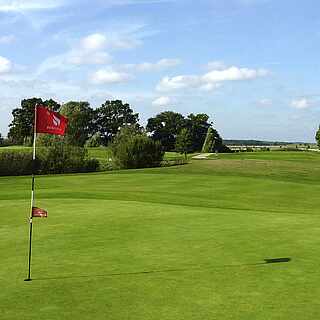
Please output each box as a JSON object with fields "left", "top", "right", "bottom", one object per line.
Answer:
{"left": 30, "top": 257, "right": 291, "bottom": 282}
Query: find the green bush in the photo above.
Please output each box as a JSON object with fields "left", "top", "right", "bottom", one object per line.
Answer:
{"left": 0, "top": 143, "right": 100, "bottom": 176}
{"left": 0, "top": 152, "right": 35, "bottom": 176}
{"left": 112, "top": 128, "right": 164, "bottom": 169}
{"left": 38, "top": 141, "right": 99, "bottom": 174}
{"left": 83, "top": 158, "right": 100, "bottom": 172}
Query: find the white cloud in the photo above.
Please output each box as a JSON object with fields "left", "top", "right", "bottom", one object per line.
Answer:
{"left": 68, "top": 33, "right": 111, "bottom": 65}
{"left": 81, "top": 33, "right": 107, "bottom": 51}
{"left": 157, "top": 75, "right": 200, "bottom": 91}
{"left": 137, "top": 58, "right": 181, "bottom": 71}
{"left": 81, "top": 31, "right": 142, "bottom": 51}
{"left": 291, "top": 98, "right": 312, "bottom": 109}
{"left": 0, "top": 0, "right": 63, "bottom": 12}
{"left": 0, "top": 35, "right": 15, "bottom": 44}
{"left": 202, "top": 67, "right": 269, "bottom": 83}
{"left": 37, "top": 30, "right": 143, "bottom": 74}
{"left": 157, "top": 65, "right": 269, "bottom": 92}
{"left": 67, "top": 50, "right": 111, "bottom": 65}
{"left": 0, "top": 56, "right": 12, "bottom": 73}
{"left": 91, "top": 69, "right": 132, "bottom": 84}
{"left": 124, "top": 58, "right": 181, "bottom": 72}
{"left": 207, "top": 61, "right": 226, "bottom": 70}
{"left": 152, "top": 96, "right": 171, "bottom": 107}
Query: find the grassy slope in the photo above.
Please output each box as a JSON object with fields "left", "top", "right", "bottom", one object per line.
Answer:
{"left": 1, "top": 152, "right": 320, "bottom": 319}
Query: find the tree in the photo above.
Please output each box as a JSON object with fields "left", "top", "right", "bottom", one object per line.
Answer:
{"left": 146, "top": 111, "right": 185, "bottom": 151}
{"left": 185, "top": 113, "right": 211, "bottom": 152}
{"left": 60, "top": 101, "right": 95, "bottom": 146}
{"left": 202, "top": 127, "right": 231, "bottom": 153}
{"left": 175, "top": 128, "right": 193, "bottom": 159}
{"left": 112, "top": 127, "right": 164, "bottom": 169}
{"left": 0, "top": 133, "right": 4, "bottom": 146}
{"left": 8, "top": 98, "right": 60, "bottom": 145}
{"left": 94, "top": 100, "right": 140, "bottom": 146}
{"left": 316, "top": 126, "right": 320, "bottom": 148}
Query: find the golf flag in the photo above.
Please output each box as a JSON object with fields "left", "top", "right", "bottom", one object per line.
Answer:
{"left": 32, "top": 207, "right": 48, "bottom": 218}
{"left": 36, "top": 105, "right": 68, "bottom": 136}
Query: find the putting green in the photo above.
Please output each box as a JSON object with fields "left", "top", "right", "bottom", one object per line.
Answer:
{"left": 1, "top": 153, "right": 320, "bottom": 319}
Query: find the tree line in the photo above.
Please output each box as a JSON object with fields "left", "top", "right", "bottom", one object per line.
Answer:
{"left": 3, "top": 97, "right": 229, "bottom": 154}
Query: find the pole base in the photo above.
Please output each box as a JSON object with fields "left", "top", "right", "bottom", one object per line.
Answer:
{"left": 24, "top": 278, "right": 32, "bottom": 282}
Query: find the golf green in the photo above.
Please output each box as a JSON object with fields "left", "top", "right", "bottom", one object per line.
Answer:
{"left": 1, "top": 152, "right": 320, "bottom": 319}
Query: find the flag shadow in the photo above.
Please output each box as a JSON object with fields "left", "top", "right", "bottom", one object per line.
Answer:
{"left": 30, "top": 257, "right": 291, "bottom": 282}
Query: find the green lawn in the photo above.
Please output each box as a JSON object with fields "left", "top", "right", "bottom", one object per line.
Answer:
{"left": 1, "top": 152, "right": 320, "bottom": 319}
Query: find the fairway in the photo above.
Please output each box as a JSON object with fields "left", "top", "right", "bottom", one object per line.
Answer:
{"left": 1, "top": 152, "right": 320, "bottom": 319}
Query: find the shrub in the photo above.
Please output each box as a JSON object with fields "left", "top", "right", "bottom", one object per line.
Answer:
{"left": 112, "top": 128, "right": 164, "bottom": 169}
{"left": 0, "top": 142, "right": 100, "bottom": 176}
{"left": 83, "top": 158, "right": 100, "bottom": 172}
{"left": 0, "top": 152, "right": 35, "bottom": 176}
{"left": 38, "top": 141, "right": 99, "bottom": 174}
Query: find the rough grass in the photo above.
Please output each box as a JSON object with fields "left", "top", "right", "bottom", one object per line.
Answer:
{"left": 1, "top": 152, "right": 320, "bottom": 319}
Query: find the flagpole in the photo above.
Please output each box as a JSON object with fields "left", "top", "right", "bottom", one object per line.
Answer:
{"left": 25, "top": 103, "right": 37, "bottom": 282}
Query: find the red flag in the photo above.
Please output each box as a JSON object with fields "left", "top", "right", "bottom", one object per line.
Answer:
{"left": 32, "top": 207, "right": 48, "bottom": 218}
{"left": 36, "top": 105, "right": 68, "bottom": 135}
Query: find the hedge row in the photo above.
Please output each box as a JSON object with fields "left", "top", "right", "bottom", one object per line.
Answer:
{"left": 0, "top": 146, "right": 99, "bottom": 176}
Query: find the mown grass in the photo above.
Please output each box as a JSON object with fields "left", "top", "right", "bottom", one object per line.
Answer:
{"left": 1, "top": 152, "right": 320, "bottom": 319}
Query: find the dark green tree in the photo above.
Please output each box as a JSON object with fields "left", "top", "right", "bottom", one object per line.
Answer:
{"left": 0, "top": 133, "right": 3, "bottom": 146}
{"left": 185, "top": 113, "right": 211, "bottom": 152}
{"left": 60, "top": 101, "right": 95, "bottom": 146}
{"left": 175, "top": 128, "right": 193, "bottom": 159}
{"left": 112, "top": 127, "right": 164, "bottom": 169}
{"left": 316, "top": 126, "right": 320, "bottom": 148}
{"left": 94, "top": 100, "right": 140, "bottom": 145}
{"left": 8, "top": 98, "right": 60, "bottom": 145}
{"left": 146, "top": 111, "right": 185, "bottom": 151}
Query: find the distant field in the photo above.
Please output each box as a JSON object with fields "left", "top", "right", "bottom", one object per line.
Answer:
{"left": 86, "top": 147, "right": 112, "bottom": 162}
{"left": 1, "top": 151, "right": 320, "bottom": 319}
{"left": 212, "top": 150, "right": 320, "bottom": 162}
{"left": 0, "top": 146, "right": 31, "bottom": 152}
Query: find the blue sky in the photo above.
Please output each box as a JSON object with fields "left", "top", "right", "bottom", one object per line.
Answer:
{"left": 0, "top": 0, "right": 319, "bottom": 141}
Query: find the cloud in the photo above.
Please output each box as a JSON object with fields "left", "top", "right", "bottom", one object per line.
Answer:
{"left": 0, "top": 35, "right": 15, "bottom": 44}
{"left": 0, "top": 0, "right": 63, "bottom": 12}
{"left": 80, "top": 31, "right": 141, "bottom": 51}
{"left": 68, "top": 33, "right": 113, "bottom": 65}
{"left": 90, "top": 69, "right": 132, "bottom": 84}
{"left": 0, "top": 56, "right": 12, "bottom": 73}
{"left": 157, "top": 75, "right": 201, "bottom": 91}
{"left": 202, "top": 67, "right": 269, "bottom": 83}
{"left": 67, "top": 50, "right": 112, "bottom": 65}
{"left": 291, "top": 98, "right": 312, "bottom": 109}
{"left": 81, "top": 33, "right": 107, "bottom": 51}
{"left": 125, "top": 58, "right": 181, "bottom": 72}
{"left": 37, "top": 30, "right": 143, "bottom": 74}
{"left": 157, "top": 65, "right": 269, "bottom": 92}
{"left": 152, "top": 96, "right": 171, "bottom": 107}
{"left": 207, "top": 61, "right": 226, "bottom": 70}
